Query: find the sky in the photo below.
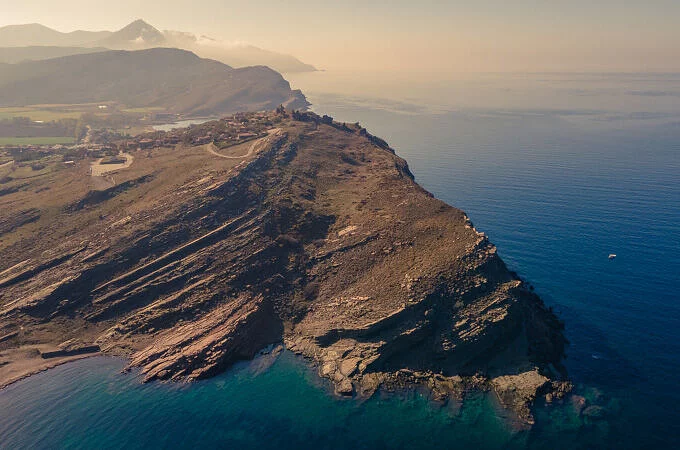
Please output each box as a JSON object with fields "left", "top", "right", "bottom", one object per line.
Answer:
{"left": 1, "top": 0, "right": 679, "bottom": 73}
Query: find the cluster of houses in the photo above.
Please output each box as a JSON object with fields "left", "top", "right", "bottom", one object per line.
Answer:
{"left": 1, "top": 110, "right": 286, "bottom": 164}
{"left": 125, "top": 111, "right": 280, "bottom": 151}
{"left": 2, "top": 142, "right": 118, "bottom": 164}
{"left": 2, "top": 144, "right": 68, "bottom": 156}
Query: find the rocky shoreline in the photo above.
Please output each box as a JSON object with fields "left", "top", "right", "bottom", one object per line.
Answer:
{"left": 0, "top": 110, "right": 569, "bottom": 424}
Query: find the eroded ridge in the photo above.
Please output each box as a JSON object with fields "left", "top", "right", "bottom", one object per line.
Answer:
{"left": 0, "top": 113, "right": 568, "bottom": 424}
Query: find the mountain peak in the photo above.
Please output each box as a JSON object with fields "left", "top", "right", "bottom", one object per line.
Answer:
{"left": 123, "top": 19, "right": 155, "bottom": 31}
{"left": 97, "top": 19, "right": 165, "bottom": 47}
{"left": 118, "top": 19, "right": 161, "bottom": 34}
{"left": 130, "top": 18, "right": 151, "bottom": 26}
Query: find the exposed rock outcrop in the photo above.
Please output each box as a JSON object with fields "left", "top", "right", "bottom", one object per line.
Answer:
{"left": 0, "top": 113, "right": 568, "bottom": 423}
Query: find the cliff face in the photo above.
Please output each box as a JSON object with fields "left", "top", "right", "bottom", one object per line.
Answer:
{"left": 0, "top": 114, "right": 567, "bottom": 424}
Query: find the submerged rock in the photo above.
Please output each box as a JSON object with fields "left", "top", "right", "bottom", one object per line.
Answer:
{"left": 583, "top": 405, "right": 608, "bottom": 420}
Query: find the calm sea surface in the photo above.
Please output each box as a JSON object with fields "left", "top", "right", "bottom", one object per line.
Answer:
{"left": 1, "top": 73, "right": 679, "bottom": 449}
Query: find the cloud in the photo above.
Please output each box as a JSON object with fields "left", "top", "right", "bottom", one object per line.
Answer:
{"left": 163, "top": 29, "right": 253, "bottom": 50}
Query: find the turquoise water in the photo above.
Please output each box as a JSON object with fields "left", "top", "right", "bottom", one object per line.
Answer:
{"left": 2, "top": 73, "right": 680, "bottom": 448}
{"left": 0, "top": 355, "right": 527, "bottom": 449}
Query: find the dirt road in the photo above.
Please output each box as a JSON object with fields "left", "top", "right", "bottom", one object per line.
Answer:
{"left": 205, "top": 129, "right": 282, "bottom": 159}
{"left": 90, "top": 153, "right": 134, "bottom": 177}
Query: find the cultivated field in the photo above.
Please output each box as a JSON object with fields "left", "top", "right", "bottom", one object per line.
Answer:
{"left": 0, "top": 137, "right": 76, "bottom": 145}
{"left": 0, "top": 106, "right": 83, "bottom": 122}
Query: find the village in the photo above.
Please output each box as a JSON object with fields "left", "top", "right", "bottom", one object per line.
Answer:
{"left": 127, "top": 111, "right": 278, "bottom": 151}
{"left": 0, "top": 110, "right": 286, "bottom": 172}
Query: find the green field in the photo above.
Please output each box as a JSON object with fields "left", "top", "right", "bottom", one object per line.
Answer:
{"left": 0, "top": 137, "right": 75, "bottom": 145}
{"left": 121, "top": 107, "right": 165, "bottom": 114}
{"left": 0, "top": 107, "right": 83, "bottom": 121}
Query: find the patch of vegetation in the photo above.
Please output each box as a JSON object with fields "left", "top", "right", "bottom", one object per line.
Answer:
{"left": 0, "top": 107, "right": 82, "bottom": 121}
{"left": 0, "top": 117, "right": 77, "bottom": 140}
{"left": 0, "top": 137, "right": 75, "bottom": 145}
{"left": 101, "top": 156, "right": 127, "bottom": 164}
{"left": 121, "top": 107, "right": 166, "bottom": 114}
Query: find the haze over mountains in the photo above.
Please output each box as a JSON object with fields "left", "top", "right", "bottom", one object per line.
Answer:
{"left": 0, "top": 23, "right": 111, "bottom": 47}
{"left": 0, "top": 20, "right": 316, "bottom": 73}
{"left": 0, "top": 46, "right": 107, "bottom": 64}
{"left": 0, "top": 48, "right": 309, "bottom": 116}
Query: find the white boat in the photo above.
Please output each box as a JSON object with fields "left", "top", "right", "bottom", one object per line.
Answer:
{"left": 608, "top": 254, "right": 617, "bottom": 260}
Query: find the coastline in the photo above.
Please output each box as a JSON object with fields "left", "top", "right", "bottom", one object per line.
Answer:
{"left": 0, "top": 351, "right": 100, "bottom": 390}
{"left": 0, "top": 343, "right": 566, "bottom": 432}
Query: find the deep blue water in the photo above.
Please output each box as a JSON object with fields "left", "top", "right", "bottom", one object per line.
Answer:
{"left": 1, "top": 73, "right": 679, "bottom": 448}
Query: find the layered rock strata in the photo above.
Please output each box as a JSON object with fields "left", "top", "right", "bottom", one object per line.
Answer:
{"left": 0, "top": 114, "right": 568, "bottom": 423}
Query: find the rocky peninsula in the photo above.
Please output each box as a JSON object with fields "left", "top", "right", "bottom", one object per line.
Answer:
{"left": 0, "top": 111, "right": 569, "bottom": 425}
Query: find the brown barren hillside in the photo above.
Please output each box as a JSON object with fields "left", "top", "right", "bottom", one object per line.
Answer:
{"left": 0, "top": 112, "right": 569, "bottom": 425}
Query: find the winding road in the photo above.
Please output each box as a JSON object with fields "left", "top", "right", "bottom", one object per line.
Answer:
{"left": 205, "top": 129, "right": 281, "bottom": 160}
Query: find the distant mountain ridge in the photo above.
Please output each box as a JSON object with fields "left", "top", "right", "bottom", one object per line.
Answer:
{"left": 0, "top": 46, "right": 106, "bottom": 63}
{"left": 0, "top": 20, "right": 316, "bottom": 73}
{"left": 0, "top": 48, "right": 309, "bottom": 115}
{"left": 0, "top": 23, "right": 111, "bottom": 47}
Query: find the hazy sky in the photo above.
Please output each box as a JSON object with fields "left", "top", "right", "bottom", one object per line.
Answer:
{"left": 2, "top": 0, "right": 680, "bottom": 72}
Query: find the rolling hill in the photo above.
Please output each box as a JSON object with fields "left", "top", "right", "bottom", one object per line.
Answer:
{"left": 0, "top": 48, "right": 309, "bottom": 115}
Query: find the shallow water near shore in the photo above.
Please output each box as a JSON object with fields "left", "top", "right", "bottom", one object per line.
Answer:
{"left": 0, "top": 354, "right": 597, "bottom": 450}
{"left": 2, "top": 72, "right": 680, "bottom": 448}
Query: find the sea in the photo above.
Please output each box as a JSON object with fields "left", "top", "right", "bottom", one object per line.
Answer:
{"left": 1, "top": 72, "right": 679, "bottom": 449}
